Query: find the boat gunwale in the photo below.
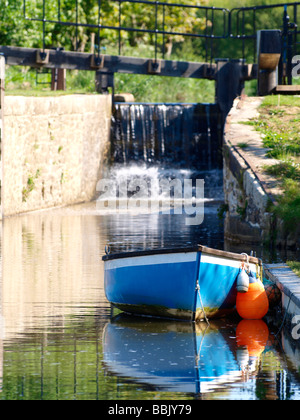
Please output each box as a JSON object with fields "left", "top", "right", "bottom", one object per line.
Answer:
{"left": 102, "top": 245, "right": 262, "bottom": 265}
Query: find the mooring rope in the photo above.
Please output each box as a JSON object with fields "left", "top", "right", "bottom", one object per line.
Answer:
{"left": 196, "top": 280, "right": 210, "bottom": 325}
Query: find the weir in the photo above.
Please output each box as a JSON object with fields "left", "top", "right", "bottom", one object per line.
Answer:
{"left": 104, "top": 101, "right": 225, "bottom": 210}
{"left": 110, "top": 102, "right": 223, "bottom": 170}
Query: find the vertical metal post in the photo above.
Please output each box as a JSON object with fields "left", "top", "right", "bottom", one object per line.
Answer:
{"left": 280, "top": 5, "right": 289, "bottom": 85}
{"left": 75, "top": 0, "right": 79, "bottom": 51}
{"left": 42, "top": 0, "right": 46, "bottom": 53}
{"left": 294, "top": 4, "right": 298, "bottom": 57}
{"left": 253, "top": 8, "right": 257, "bottom": 63}
{"left": 97, "top": 0, "right": 102, "bottom": 60}
{"left": 215, "top": 58, "right": 243, "bottom": 118}
{"left": 205, "top": 8, "right": 209, "bottom": 63}
{"left": 257, "top": 30, "right": 281, "bottom": 95}
{"left": 0, "top": 55, "right": 4, "bottom": 220}
{"left": 154, "top": 1, "right": 158, "bottom": 63}
{"left": 162, "top": 4, "right": 165, "bottom": 59}
{"left": 210, "top": 8, "right": 215, "bottom": 65}
{"left": 242, "top": 9, "right": 245, "bottom": 61}
{"left": 118, "top": 0, "right": 122, "bottom": 56}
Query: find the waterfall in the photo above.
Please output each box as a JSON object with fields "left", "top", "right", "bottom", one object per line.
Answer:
{"left": 111, "top": 103, "right": 223, "bottom": 170}
{"left": 99, "top": 102, "right": 225, "bottom": 211}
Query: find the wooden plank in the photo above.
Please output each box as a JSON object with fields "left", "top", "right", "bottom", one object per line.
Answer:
{"left": 274, "top": 85, "right": 300, "bottom": 94}
{"left": 0, "top": 45, "right": 217, "bottom": 79}
{"left": 199, "top": 245, "right": 261, "bottom": 265}
{"left": 0, "top": 45, "right": 256, "bottom": 82}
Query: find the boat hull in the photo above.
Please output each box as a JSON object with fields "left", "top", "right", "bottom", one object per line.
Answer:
{"left": 102, "top": 317, "right": 241, "bottom": 393}
{"left": 103, "top": 246, "right": 262, "bottom": 321}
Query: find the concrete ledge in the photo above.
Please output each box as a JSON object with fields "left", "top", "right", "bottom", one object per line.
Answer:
{"left": 264, "top": 263, "right": 300, "bottom": 320}
{"left": 223, "top": 96, "right": 287, "bottom": 245}
{"left": 224, "top": 96, "right": 282, "bottom": 201}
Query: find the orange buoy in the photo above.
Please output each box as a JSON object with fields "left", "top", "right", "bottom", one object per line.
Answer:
{"left": 236, "top": 319, "right": 269, "bottom": 357}
{"left": 236, "top": 274, "right": 269, "bottom": 320}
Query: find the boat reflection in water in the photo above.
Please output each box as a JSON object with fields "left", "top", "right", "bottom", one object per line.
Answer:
{"left": 102, "top": 315, "right": 270, "bottom": 395}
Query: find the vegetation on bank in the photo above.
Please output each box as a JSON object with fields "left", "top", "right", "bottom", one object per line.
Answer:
{"left": 3, "top": 0, "right": 298, "bottom": 102}
{"left": 5, "top": 64, "right": 216, "bottom": 103}
{"left": 287, "top": 261, "right": 300, "bottom": 277}
{"left": 246, "top": 95, "right": 300, "bottom": 237}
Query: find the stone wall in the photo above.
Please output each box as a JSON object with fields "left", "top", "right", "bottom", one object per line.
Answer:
{"left": 0, "top": 56, "right": 4, "bottom": 218}
{"left": 223, "top": 97, "right": 275, "bottom": 245}
{"left": 2, "top": 94, "right": 111, "bottom": 216}
{"left": 224, "top": 96, "right": 300, "bottom": 249}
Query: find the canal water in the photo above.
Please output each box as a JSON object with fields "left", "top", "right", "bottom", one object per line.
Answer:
{"left": 0, "top": 103, "right": 300, "bottom": 400}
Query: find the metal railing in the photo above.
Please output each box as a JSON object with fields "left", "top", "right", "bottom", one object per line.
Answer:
{"left": 22, "top": 0, "right": 300, "bottom": 75}
{"left": 23, "top": 0, "right": 229, "bottom": 64}
{"left": 229, "top": 2, "right": 300, "bottom": 82}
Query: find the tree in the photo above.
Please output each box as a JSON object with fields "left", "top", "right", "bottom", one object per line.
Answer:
{"left": 0, "top": 0, "right": 209, "bottom": 56}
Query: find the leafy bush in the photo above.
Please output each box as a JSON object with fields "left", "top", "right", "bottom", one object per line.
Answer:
{"left": 274, "top": 179, "right": 300, "bottom": 232}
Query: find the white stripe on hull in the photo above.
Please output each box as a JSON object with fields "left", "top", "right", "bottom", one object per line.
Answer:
{"left": 105, "top": 252, "right": 198, "bottom": 270}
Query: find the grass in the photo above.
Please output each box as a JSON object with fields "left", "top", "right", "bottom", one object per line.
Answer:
{"left": 6, "top": 67, "right": 99, "bottom": 96}
{"left": 237, "top": 142, "right": 249, "bottom": 149}
{"left": 5, "top": 49, "right": 216, "bottom": 103}
{"left": 246, "top": 96, "right": 300, "bottom": 159}
{"left": 246, "top": 95, "right": 300, "bottom": 236}
{"left": 264, "top": 160, "right": 300, "bottom": 180}
{"left": 287, "top": 261, "right": 300, "bottom": 277}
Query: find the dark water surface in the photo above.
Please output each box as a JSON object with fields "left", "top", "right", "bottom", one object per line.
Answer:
{"left": 0, "top": 196, "right": 300, "bottom": 400}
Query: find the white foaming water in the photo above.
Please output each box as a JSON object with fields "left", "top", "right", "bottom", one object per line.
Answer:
{"left": 96, "top": 163, "right": 222, "bottom": 216}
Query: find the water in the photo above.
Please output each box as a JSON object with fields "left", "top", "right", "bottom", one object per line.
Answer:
{"left": 0, "top": 202, "right": 300, "bottom": 400}
{"left": 110, "top": 103, "right": 223, "bottom": 170}
{"left": 1, "top": 102, "right": 300, "bottom": 400}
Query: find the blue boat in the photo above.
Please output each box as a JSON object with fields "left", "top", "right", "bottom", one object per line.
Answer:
{"left": 102, "top": 316, "right": 243, "bottom": 394}
{"left": 102, "top": 245, "right": 263, "bottom": 321}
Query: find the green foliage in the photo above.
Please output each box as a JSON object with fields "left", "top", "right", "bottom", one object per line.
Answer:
{"left": 217, "top": 203, "right": 229, "bottom": 220}
{"left": 6, "top": 67, "right": 216, "bottom": 103}
{"left": 208, "top": 0, "right": 300, "bottom": 60}
{"left": 250, "top": 96, "right": 300, "bottom": 237}
{"left": 287, "top": 260, "right": 300, "bottom": 277}
{"left": 22, "top": 169, "right": 41, "bottom": 202}
{"left": 0, "top": 0, "right": 209, "bottom": 56}
{"left": 2, "top": 0, "right": 300, "bottom": 100}
{"left": 273, "top": 179, "right": 300, "bottom": 232}
{"left": 246, "top": 97, "right": 300, "bottom": 160}
{"left": 114, "top": 72, "right": 215, "bottom": 102}
{"left": 264, "top": 160, "right": 300, "bottom": 181}
{"left": 2, "top": 0, "right": 299, "bottom": 59}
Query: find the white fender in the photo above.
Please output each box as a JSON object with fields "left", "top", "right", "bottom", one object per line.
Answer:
{"left": 237, "top": 268, "right": 249, "bottom": 293}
